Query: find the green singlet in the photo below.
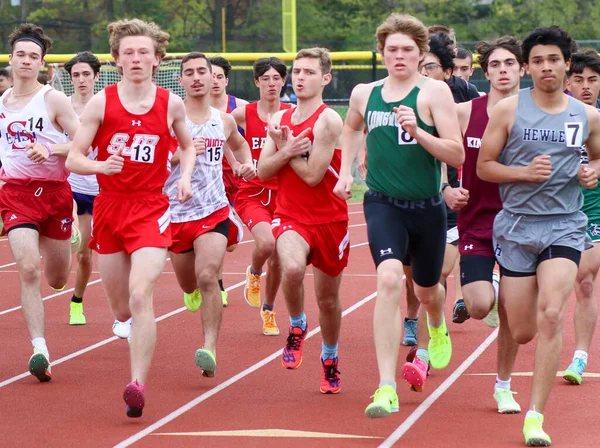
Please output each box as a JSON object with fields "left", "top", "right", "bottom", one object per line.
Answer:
{"left": 364, "top": 78, "right": 441, "bottom": 201}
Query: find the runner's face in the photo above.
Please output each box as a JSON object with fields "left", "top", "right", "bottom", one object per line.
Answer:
{"left": 382, "top": 33, "right": 421, "bottom": 79}
{"left": 211, "top": 66, "right": 228, "bottom": 97}
{"left": 255, "top": 67, "right": 286, "bottom": 101}
{"left": 419, "top": 53, "right": 447, "bottom": 81}
{"left": 568, "top": 67, "right": 600, "bottom": 106}
{"left": 0, "top": 75, "right": 11, "bottom": 93}
{"left": 454, "top": 57, "right": 474, "bottom": 82}
{"left": 9, "top": 41, "right": 44, "bottom": 80}
{"left": 180, "top": 57, "right": 212, "bottom": 98}
{"left": 525, "top": 44, "right": 568, "bottom": 93}
{"left": 485, "top": 48, "right": 522, "bottom": 93}
{"left": 292, "top": 57, "right": 330, "bottom": 99}
{"left": 70, "top": 62, "right": 98, "bottom": 97}
{"left": 116, "top": 36, "right": 158, "bottom": 81}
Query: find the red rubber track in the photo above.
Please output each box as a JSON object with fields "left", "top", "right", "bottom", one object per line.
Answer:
{"left": 0, "top": 202, "right": 598, "bottom": 447}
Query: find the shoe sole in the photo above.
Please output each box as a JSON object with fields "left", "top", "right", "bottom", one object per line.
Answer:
{"left": 498, "top": 408, "right": 521, "bottom": 414}
{"left": 402, "top": 337, "right": 417, "bottom": 346}
{"left": 28, "top": 354, "right": 51, "bottom": 382}
{"left": 563, "top": 372, "right": 582, "bottom": 385}
{"left": 320, "top": 387, "right": 341, "bottom": 394}
{"left": 452, "top": 305, "right": 470, "bottom": 324}
{"left": 263, "top": 330, "right": 280, "bottom": 336}
{"left": 282, "top": 358, "right": 303, "bottom": 370}
{"left": 365, "top": 404, "right": 392, "bottom": 419}
{"left": 526, "top": 438, "right": 551, "bottom": 447}
{"left": 195, "top": 350, "right": 216, "bottom": 377}
{"left": 402, "top": 362, "right": 426, "bottom": 390}
{"left": 69, "top": 314, "right": 87, "bottom": 325}
{"left": 123, "top": 383, "right": 145, "bottom": 418}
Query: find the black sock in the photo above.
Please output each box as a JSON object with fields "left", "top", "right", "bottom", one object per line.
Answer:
{"left": 262, "top": 302, "right": 274, "bottom": 311}
{"left": 71, "top": 294, "right": 83, "bottom": 304}
{"left": 218, "top": 279, "right": 224, "bottom": 291}
{"left": 404, "top": 317, "right": 417, "bottom": 322}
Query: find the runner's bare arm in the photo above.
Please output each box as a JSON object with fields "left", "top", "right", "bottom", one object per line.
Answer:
{"left": 231, "top": 105, "right": 247, "bottom": 132}
{"left": 66, "top": 92, "right": 107, "bottom": 174}
{"left": 289, "top": 109, "right": 343, "bottom": 187}
{"left": 170, "top": 94, "right": 195, "bottom": 202}
{"left": 47, "top": 90, "right": 80, "bottom": 156}
{"left": 583, "top": 106, "right": 600, "bottom": 181}
{"left": 223, "top": 113, "right": 254, "bottom": 180}
{"left": 257, "top": 110, "right": 292, "bottom": 180}
{"left": 412, "top": 81, "right": 464, "bottom": 167}
{"left": 456, "top": 101, "right": 472, "bottom": 136}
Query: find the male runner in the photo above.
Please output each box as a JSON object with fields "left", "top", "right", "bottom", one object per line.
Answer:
{"left": 0, "top": 67, "right": 12, "bottom": 94}
{"left": 232, "top": 57, "right": 292, "bottom": 335}
{"left": 259, "top": 47, "right": 348, "bottom": 394}
{"left": 0, "top": 23, "right": 80, "bottom": 382}
{"left": 67, "top": 19, "right": 195, "bottom": 418}
{"left": 64, "top": 51, "right": 101, "bottom": 326}
{"left": 209, "top": 55, "right": 248, "bottom": 305}
{"left": 455, "top": 47, "right": 476, "bottom": 83}
{"left": 562, "top": 48, "right": 600, "bottom": 385}
{"left": 477, "top": 26, "right": 600, "bottom": 445}
{"left": 167, "top": 52, "right": 254, "bottom": 377}
{"left": 334, "top": 14, "right": 463, "bottom": 417}
{"left": 453, "top": 36, "right": 524, "bottom": 413}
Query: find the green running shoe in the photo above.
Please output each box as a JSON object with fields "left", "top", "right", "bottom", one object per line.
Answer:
{"left": 184, "top": 289, "right": 202, "bottom": 312}
{"left": 427, "top": 315, "right": 452, "bottom": 369}
{"left": 563, "top": 358, "right": 586, "bottom": 385}
{"left": 523, "top": 414, "right": 551, "bottom": 446}
{"left": 364, "top": 385, "right": 399, "bottom": 418}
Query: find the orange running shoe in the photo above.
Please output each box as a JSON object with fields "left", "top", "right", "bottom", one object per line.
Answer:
{"left": 281, "top": 326, "right": 307, "bottom": 369}
{"left": 320, "top": 358, "right": 341, "bottom": 394}
{"left": 244, "top": 265, "right": 261, "bottom": 308}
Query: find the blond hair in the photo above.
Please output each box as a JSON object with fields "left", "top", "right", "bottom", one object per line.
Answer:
{"left": 108, "top": 19, "right": 169, "bottom": 60}
{"left": 376, "top": 14, "right": 429, "bottom": 56}
{"left": 295, "top": 47, "right": 332, "bottom": 74}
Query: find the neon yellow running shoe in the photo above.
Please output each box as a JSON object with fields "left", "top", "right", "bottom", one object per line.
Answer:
{"left": 195, "top": 348, "right": 216, "bottom": 377}
{"left": 523, "top": 414, "right": 551, "bottom": 446}
{"left": 427, "top": 315, "right": 452, "bottom": 370}
{"left": 221, "top": 290, "right": 228, "bottom": 307}
{"left": 563, "top": 358, "right": 586, "bottom": 385}
{"left": 69, "top": 301, "right": 86, "bottom": 325}
{"left": 364, "top": 385, "right": 399, "bottom": 418}
{"left": 493, "top": 388, "right": 521, "bottom": 414}
{"left": 184, "top": 290, "right": 202, "bottom": 312}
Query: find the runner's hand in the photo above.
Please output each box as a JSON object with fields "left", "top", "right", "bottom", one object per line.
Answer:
{"left": 236, "top": 162, "right": 256, "bottom": 181}
{"left": 193, "top": 137, "right": 206, "bottom": 156}
{"left": 393, "top": 106, "right": 418, "bottom": 139}
{"left": 443, "top": 186, "right": 469, "bottom": 211}
{"left": 101, "top": 148, "right": 124, "bottom": 175}
{"left": 26, "top": 142, "right": 50, "bottom": 164}
{"left": 177, "top": 177, "right": 192, "bottom": 203}
{"left": 578, "top": 164, "right": 598, "bottom": 190}
{"left": 525, "top": 155, "right": 551, "bottom": 182}
{"left": 281, "top": 128, "right": 312, "bottom": 159}
{"left": 334, "top": 174, "right": 354, "bottom": 200}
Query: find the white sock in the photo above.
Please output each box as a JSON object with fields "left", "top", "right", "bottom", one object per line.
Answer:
{"left": 31, "top": 337, "right": 48, "bottom": 356}
{"left": 495, "top": 376, "right": 511, "bottom": 391}
{"left": 526, "top": 409, "right": 543, "bottom": 421}
{"left": 573, "top": 350, "right": 588, "bottom": 364}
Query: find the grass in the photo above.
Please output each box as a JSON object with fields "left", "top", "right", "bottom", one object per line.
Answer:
{"left": 349, "top": 183, "right": 368, "bottom": 203}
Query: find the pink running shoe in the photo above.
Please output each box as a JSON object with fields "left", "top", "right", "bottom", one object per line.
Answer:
{"left": 402, "top": 357, "right": 428, "bottom": 392}
{"left": 123, "top": 380, "right": 146, "bottom": 418}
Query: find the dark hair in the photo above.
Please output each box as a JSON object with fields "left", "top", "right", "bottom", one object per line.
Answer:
{"left": 456, "top": 46, "right": 473, "bottom": 63}
{"left": 476, "top": 36, "right": 523, "bottom": 73}
{"left": 569, "top": 49, "right": 600, "bottom": 76}
{"left": 65, "top": 51, "right": 101, "bottom": 77}
{"left": 428, "top": 33, "right": 455, "bottom": 72}
{"left": 208, "top": 56, "right": 232, "bottom": 78}
{"left": 0, "top": 68, "right": 9, "bottom": 78}
{"left": 8, "top": 23, "right": 53, "bottom": 56}
{"left": 253, "top": 57, "right": 287, "bottom": 80}
{"left": 180, "top": 52, "right": 212, "bottom": 75}
{"left": 522, "top": 26, "right": 574, "bottom": 63}
{"left": 428, "top": 25, "right": 456, "bottom": 45}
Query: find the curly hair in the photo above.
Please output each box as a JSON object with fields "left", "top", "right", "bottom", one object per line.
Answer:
{"left": 476, "top": 36, "right": 523, "bottom": 74}
{"left": 108, "top": 19, "right": 169, "bottom": 60}
{"left": 428, "top": 33, "right": 455, "bottom": 72}
{"left": 8, "top": 23, "right": 53, "bottom": 56}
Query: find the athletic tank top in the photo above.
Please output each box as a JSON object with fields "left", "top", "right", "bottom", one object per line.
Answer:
{"left": 0, "top": 85, "right": 70, "bottom": 183}
{"left": 164, "top": 107, "right": 228, "bottom": 223}
{"left": 67, "top": 96, "right": 99, "bottom": 196}
{"left": 580, "top": 108, "right": 600, "bottom": 222}
{"left": 458, "top": 96, "right": 502, "bottom": 233}
{"left": 222, "top": 94, "right": 239, "bottom": 173}
{"left": 276, "top": 104, "right": 348, "bottom": 224}
{"left": 239, "top": 101, "right": 293, "bottom": 191}
{"left": 364, "top": 78, "right": 441, "bottom": 200}
{"left": 92, "top": 84, "right": 174, "bottom": 194}
{"left": 500, "top": 88, "right": 588, "bottom": 215}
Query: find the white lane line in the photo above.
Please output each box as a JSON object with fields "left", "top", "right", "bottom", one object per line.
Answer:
{"left": 114, "top": 291, "right": 378, "bottom": 448}
{"left": 0, "top": 241, "right": 370, "bottom": 387}
{"left": 0, "top": 279, "right": 247, "bottom": 389}
{"left": 348, "top": 211, "right": 364, "bottom": 215}
{"left": 378, "top": 328, "right": 499, "bottom": 448}
{"left": 349, "top": 223, "right": 366, "bottom": 228}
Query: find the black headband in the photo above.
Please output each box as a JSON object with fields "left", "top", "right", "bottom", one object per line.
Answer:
{"left": 13, "top": 35, "right": 46, "bottom": 54}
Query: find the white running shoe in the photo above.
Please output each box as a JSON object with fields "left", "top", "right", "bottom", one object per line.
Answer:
{"left": 112, "top": 318, "right": 132, "bottom": 339}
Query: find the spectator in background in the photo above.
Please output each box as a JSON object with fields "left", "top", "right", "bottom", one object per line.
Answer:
{"left": 37, "top": 72, "right": 48, "bottom": 85}
{"left": 455, "top": 46, "right": 476, "bottom": 83}
{"left": 0, "top": 68, "right": 12, "bottom": 94}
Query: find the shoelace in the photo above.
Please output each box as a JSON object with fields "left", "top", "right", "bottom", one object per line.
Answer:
{"left": 324, "top": 362, "right": 341, "bottom": 384}
{"left": 573, "top": 358, "right": 587, "bottom": 373}
{"left": 250, "top": 276, "right": 260, "bottom": 293}
{"left": 286, "top": 331, "right": 303, "bottom": 351}
{"left": 264, "top": 311, "right": 276, "bottom": 327}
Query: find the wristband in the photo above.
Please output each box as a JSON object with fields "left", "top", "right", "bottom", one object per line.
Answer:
{"left": 42, "top": 142, "right": 53, "bottom": 157}
{"left": 441, "top": 182, "right": 450, "bottom": 192}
